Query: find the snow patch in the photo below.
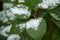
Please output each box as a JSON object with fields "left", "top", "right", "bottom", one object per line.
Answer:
{"left": 38, "top": 0, "right": 60, "bottom": 9}
{"left": 26, "top": 18, "right": 43, "bottom": 30}
{"left": 0, "top": 11, "right": 8, "bottom": 23}
{"left": 0, "top": 25, "right": 12, "bottom": 37}
{"left": 6, "top": 10, "right": 16, "bottom": 20}
{"left": 10, "top": 4, "right": 31, "bottom": 15}
{"left": 0, "top": 4, "right": 31, "bottom": 22}
{"left": 16, "top": 23, "right": 26, "bottom": 32}
{"left": 17, "top": 18, "right": 43, "bottom": 30}
{"left": 7, "top": 34, "right": 20, "bottom": 40}
{"left": 18, "top": 23, "right": 26, "bottom": 29}
{"left": 11, "top": 0, "right": 15, "bottom": 2}
{"left": 10, "top": 4, "right": 31, "bottom": 19}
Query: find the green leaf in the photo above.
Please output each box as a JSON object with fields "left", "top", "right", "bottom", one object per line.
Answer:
{"left": 1, "top": 0, "right": 17, "bottom": 2}
{"left": 24, "top": 0, "right": 42, "bottom": 10}
{"left": 9, "top": 4, "right": 31, "bottom": 19}
{"left": 10, "top": 24, "right": 20, "bottom": 34}
{"left": 52, "top": 19, "right": 60, "bottom": 28}
{"left": 26, "top": 18, "right": 47, "bottom": 40}
{"left": 57, "top": 38, "right": 60, "bottom": 40}
{"left": 0, "top": 35, "right": 7, "bottom": 40}
{"left": 21, "top": 30, "right": 34, "bottom": 40}
{"left": 50, "top": 6, "right": 60, "bottom": 21}
{"left": 52, "top": 28, "right": 60, "bottom": 40}
{"left": 10, "top": 18, "right": 30, "bottom": 25}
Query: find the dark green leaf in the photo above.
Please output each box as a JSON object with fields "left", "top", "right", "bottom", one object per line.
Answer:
{"left": 50, "top": 6, "right": 60, "bottom": 21}
{"left": 52, "top": 19, "right": 60, "bottom": 28}
{"left": 52, "top": 28, "right": 60, "bottom": 40}
{"left": 24, "top": 0, "right": 42, "bottom": 10}
{"left": 10, "top": 24, "right": 20, "bottom": 34}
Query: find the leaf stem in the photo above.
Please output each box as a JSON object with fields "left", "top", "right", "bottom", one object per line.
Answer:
{"left": 20, "top": 32, "right": 24, "bottom": 40}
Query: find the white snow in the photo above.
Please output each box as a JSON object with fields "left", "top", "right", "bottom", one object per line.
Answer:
{"left": 18, "top": 0, "right": 25, "bottom": 3}
{"left": 0, "top": 4, "right": 31, "bottom": 22}
{"left": 3, "top": 3, "right": 13, "bottom": 10}
{"left": 7, "top": 34, "right": 20, "bottom": 40}
{"left": 0, "top": 26, "right": 5, "bottom": 33}
{"left": 11, "top": 0, "right": 15, "bottom": 2}
{"left": 38, "top": 0, "right": 60, "bottom": 9}
{"left": 17, "top": 18, "right": 43, "bottom": 30}
{"left": 26, "top": 18, "right": 43, "bottom": 30}
{"left": 10, "top": 4, "right": 31, "bottom": 19}
{"left": 0, "top": 11, "right": 8, "bottom": 23}
{"left": 10, "top": 4, "right": 31, "bottom": 15}
{"left": 0, "top": 10, "right": 15, "bottom": 22}
{"left": 51, "top": 13, "right": 60, "bottom": 20}
{"left": 6, "top": 10, "right": 16, "bottom": 20}
{"left": 18, "top": 23, "right": 26, "bottom": 29}
{"left": 16, "top": 23, "right": 26, "bottom": 32}
{"left": 0, "top": 25, "right": 12, "bottom": 37}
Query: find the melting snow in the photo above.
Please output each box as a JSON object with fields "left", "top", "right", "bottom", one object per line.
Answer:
{"left": 0, "top": 25, "right": 12, "bottom": 37}
{"left": 51, "top": 13, "right": 60, "bottom": 20}
{"left": 38, "top": 0, "right": 60, "bottom": 9}
{"left": 7, "top": 34, "right": 20, "bottom": 40}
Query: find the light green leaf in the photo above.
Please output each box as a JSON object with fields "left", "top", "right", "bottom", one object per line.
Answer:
{"left": 26, "top": 18, "right": 47, "bottom": 40}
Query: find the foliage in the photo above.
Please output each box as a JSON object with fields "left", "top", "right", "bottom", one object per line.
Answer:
{"left": 0, "top": 0, "right": 60, "bottom": 40}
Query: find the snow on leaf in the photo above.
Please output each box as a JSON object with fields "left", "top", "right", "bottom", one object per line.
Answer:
{"left": 38, "top": 0, "right": 60, "bottom": 9}
{"left": 26, "top": 18, "right": 47, "bottom": 40}
{"left": 26, "top": 18, "right": 43, "bottom": 30}
{"left": 18, "top": 0, "right": 25, "bottom": 3}
{"left": 3, "top": 3, "right": 13, "bottom": 10}
{"left": 7, "top": 34, "right": 20, "bottom": 40}
{"left": 0, "top": 25, "right": 12, "bottom": 37}
{"left": 6, "top": 10, "right": 16, "bottom": 20}
{"left": 16, "top": 18, "right": 43, "bottom": 31}
{"left": 0, "top": 11, "right": 8, "bottom": 23}
{"left": 0, "top": 10, "right": 16, "bottom": 22}
{"left": 10, "top": 4, "right": 31, "bottom": 19}
{"left": 11, "top": 0, "right": 15, "bottom": 2}
{"left": 15, "top": 23, "right": 26, "bottom": 32}
{"left": 51, "top": 13, "right": 60, "bottom": 20}
{"left": 0, "top": 4, "right": 31, "bottom": 23}
{"left": 18, "top": 23, "right": 26, "bottom": 29}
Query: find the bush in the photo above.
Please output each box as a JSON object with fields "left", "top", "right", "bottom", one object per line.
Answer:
{"left": 0, "top": 0, "right": 60, "bottom": 40}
